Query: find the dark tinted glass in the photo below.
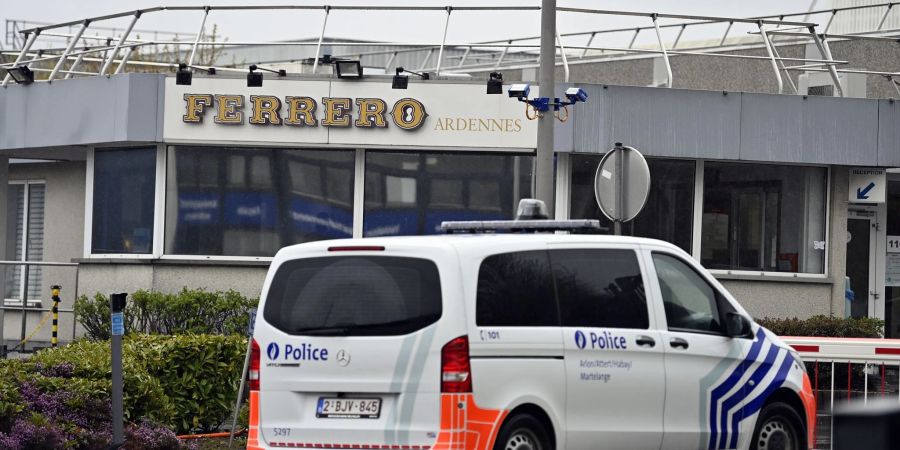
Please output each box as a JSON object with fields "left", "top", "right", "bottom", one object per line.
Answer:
{"left": 552, "top": 249, "right": 649, "bottom": 329}
{"left": 166, "top": 146, "right": 354, "bottom": 256}
{"left": 264, "top": 256, "right": 441, "bottom": 336}
{"left": 92, "top": 147, "right": 156, "bottom": 254}
{"left": 364, "top": 152, "right": 534, "bottom": 236}
{"left": 652, "top": 252, "right": 723, "bottom": 334}
{"left": 476, "top": 251, "right": 558, "bottom": 326}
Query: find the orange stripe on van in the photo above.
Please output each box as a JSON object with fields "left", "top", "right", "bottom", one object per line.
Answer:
{"left": 800, "top": 373, "right": 817, "bottom": 450}
{"left": 431, "top": 393, "right": 509, "bottom": 450}
{"left": 246, "top": 390, "right": 264, "bottom": 450}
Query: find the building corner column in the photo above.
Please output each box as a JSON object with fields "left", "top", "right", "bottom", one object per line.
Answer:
{"left": 828, "top": 166, "right": 850, "bottom": 317}
{"left": 0, "top": 157, "right": 8, "bottom": 344}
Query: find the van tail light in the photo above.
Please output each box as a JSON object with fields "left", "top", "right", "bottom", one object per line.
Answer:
{"left": 441, "top": 336, "right": 472, "bottom": 393}
{"left": 249, "top": 338, "right": 261, "bottom": 391}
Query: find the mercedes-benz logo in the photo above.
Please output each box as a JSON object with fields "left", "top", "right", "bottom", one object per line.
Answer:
{"left": 336, "top": 349, "right": 351, "bottom": 367}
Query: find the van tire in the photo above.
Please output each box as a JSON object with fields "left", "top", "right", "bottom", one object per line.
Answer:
{"left": 751, "top": 401, "right": 806, "bottom": 450}
{"left": 493, "top": 414, "right": 552, "bottom": 450}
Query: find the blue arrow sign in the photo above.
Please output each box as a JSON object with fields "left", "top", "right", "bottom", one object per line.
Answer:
{"left": 857, "top": 182, "right": 876, "bottom": 200}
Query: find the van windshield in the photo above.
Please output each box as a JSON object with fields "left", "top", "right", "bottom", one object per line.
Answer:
{"left": 263, "top": 256, "right": 442, "bottom": 336}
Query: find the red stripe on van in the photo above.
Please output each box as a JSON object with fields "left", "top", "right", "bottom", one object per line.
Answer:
{"left": 875, "top": 347, "right": 900, "bottom": 355}
{"left": 790, "top": 345, "right": 820, "bottom": 353}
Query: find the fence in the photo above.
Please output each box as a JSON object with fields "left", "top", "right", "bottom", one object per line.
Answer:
{"left": 783, "top": 336, "right": 900, "bottom": 450}
{"left": 0, "top": 260, "right": 79, "bottom": 357}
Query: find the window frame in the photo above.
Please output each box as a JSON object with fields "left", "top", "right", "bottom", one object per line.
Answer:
{"left": 4, "top": 179, "right": 46, "bottom": 306}
{"left": 646, "top": 249, "right": 738, "bottom": 337}
{"left": 84, "top": 145, "right": 166, "bottom": 259}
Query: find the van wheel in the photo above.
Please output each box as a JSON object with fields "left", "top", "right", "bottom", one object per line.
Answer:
{"left": 751, "top": 402, "right": 806, "bottom": 450}
{"left": 494, "top": 414, "right": 552, "bottom": 450}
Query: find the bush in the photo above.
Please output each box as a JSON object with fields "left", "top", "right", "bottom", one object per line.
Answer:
{"left": 75, "top": 288, "right": 257, "bottom": 340}
{"left": 757, "top": 314, "right": 884, "bottom": 338}
{"left": 0, "top": 333, "right": 247, "bottom": 447}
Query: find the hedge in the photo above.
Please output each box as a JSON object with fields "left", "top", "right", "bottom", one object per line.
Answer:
{"left": 75, "top": 289, "right": 257, "bottom": 340}
{"left": 757, "top": 315, "right": 884, "bottom": 338}
{"left": 0, "top": 333, "right": 247, "bottom": 449}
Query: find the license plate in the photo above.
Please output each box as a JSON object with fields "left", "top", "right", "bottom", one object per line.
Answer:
{"left": 316, "top": 397, "right": 382, "bottom": 419}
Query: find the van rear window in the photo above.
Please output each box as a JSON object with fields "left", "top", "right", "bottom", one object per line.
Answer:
{"left": 263, "top": 256, "right": 442, "bottom": 336}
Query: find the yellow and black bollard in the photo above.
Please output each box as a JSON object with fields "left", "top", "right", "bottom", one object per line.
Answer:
{"left": 50, "top": 285, "right": 61, "bottom": 347}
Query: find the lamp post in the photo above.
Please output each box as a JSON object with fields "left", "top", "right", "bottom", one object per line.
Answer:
{"left": 536, "top": 0, "right": 557, "bottom": 215}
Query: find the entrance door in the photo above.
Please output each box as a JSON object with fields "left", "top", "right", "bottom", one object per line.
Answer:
{"left": 846, "top": 211, "right": 877, "bottom": 318}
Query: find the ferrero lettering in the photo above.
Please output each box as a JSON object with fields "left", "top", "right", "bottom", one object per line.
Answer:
{"left": 183, "top": 94, "right": 213, "bottom": 123}
{"left": 182, "top": 94, "right": 430, "bottom": 131}
{"left": 214, "top": 94, "right": 244, "bottom": 124}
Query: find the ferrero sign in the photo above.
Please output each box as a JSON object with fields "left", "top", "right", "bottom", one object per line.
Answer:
{"left": 164, "top": 78, "right": 538, "bottom": 149}
{"left": 182, "top": 94, "right": 428, "bottom": 131}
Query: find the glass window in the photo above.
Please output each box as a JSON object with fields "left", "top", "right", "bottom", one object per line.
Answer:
{"left": 264, "top": 256, "right": 442, "bottom": 336}
{"left": 701, "top": 163, "right": 826, "bottom": 273}
{"left": 653, "top": 253, "right": 723, "bottom": 334}
{"left": 551, "top": 249, "right": 648, "bottom": 329}
{"left": 92, "top": 148, "right": 156, "bottom": 254}
{"left": 476, "top": 251, "right": 558, "bottom": 327}
{"left": 4, "top": 182, "right": 44, "bottom": 304}
{"left": 165, "top": 146, "right": 355, "bottom": 256}
{"left": 569, "top": 155, "right": 695, "bottom": 253}
{"left": 364, "top": 152, "right": 534, "bottom": 237}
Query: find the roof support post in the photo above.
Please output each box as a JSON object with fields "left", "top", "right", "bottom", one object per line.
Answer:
{"left": 628, "top": 28, "right": 640, "bottom": 49}
{"left": 672, "top": 24, "right": 686, "bottom": 49}
{"left": 877, "top": 4, "right": 894, "bottom": 31}
{"left": 653, "top": 14, "right": 673, "bottom": 88}
{"left": 889, "top": 77, "right": 900, "bottom": 97}
{"left": 823, "top": 10, "right": 837, "bottom": 34}
{"left": 312, "top": 6, "right": 331, "bottom": 73}
{"left": 719, "top": 21, "right": 733, "bottom": 46}
{"left": 114, "top": 46, "right": 136, "bottom": 74}
{"left": 418, "top": 48, "right": 434, "bottom": 72}
{"left": 187, "top": 6, "right": 210, "bottom": 66}
{"left": 581, "top": 32, "right": 596, "bottom": 58}
{"left": 435, "top": 6, "right": 452, "bottom": 74}
{"left": 556, "top": 29, "right": 569, "bottom": 82}
{"left": 758, "top": 23, "right": 784, "bottom": 94}
{"left": 2, "top": 30, "right": 39, "bottom": 87}
{"left": 100, "top": 11, "right": 140, "bottom": 76}
{"left": 769, "top": 43, "right": 799, "bottom": 94}
{"left": 384, "top": 51, "right": 397, "bottom": 71}
{"left": 49, "top": 20, "right": 89, "bottom": 82}
{"left": 494, "top": 40, "right": 511, "bottom": 69}
{"left": 65, "top": 46, "right": 87, "bottom": 79}
{"left": 810, "top": 29, "right": 845, "bottom": 97}
{"left": 457, "top": 46, "right": 471, "bottom": 68}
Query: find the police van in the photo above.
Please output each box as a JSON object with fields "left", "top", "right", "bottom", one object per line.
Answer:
{"left": 248, "top": 202, "right": 816, "bottom": 450}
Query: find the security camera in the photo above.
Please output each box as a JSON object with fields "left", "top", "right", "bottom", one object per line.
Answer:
{"left": 508, "top": 83, "right": 531, "bottom": 99}
{"left": 565, "top": 87, "right": 588, "bottom": 103}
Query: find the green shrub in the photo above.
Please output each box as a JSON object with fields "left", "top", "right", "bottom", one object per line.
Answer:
{"left": 75, "top": 288, "right": 257, "bottom": 340}
{"left": 757, "top": 314, "right": 884, "bottom": 338}
{"left": 0, "top": 334, "right": 247, "bottom": 437}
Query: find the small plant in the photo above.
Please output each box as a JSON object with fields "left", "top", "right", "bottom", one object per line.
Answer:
{"left": 757, "top": 314, "right": 884, "bottom": 338}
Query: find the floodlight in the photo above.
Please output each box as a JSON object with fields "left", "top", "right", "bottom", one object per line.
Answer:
{"left": 247, "top": 65, "right": 263, "bottom": 87}
{"left": 487, "top": 72, "right": 503, "bottom": 94}
{"left": 176, "top": 63, "right": 192, "bottom": 85}
{"left": 5, "top": 66, "right": 34, "bottom": 85}
{"left": 334, "top": 60, "right": 363, "bottom": 79}
{"left": 392, "top": 68, "right": 408, "bottom": 89}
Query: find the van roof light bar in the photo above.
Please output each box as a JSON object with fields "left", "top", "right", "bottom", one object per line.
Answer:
{"left": 440, "top": 219, "right": 602, "bottom": 234}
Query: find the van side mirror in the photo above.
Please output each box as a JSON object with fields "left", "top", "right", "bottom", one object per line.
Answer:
{"left": 725, "top": 313, "right": 752, "bottom": 339}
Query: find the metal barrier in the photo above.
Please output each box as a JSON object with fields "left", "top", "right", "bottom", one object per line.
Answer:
{"left": 0, "top": 260, "right": 79, "bottom": 357}
{"left": 783, "top": 336, "right": 900, "bottom": 450}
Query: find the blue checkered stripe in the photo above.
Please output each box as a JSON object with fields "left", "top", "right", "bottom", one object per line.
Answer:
{"left": 707, "top": 328, "right": 796, "bottom": 450}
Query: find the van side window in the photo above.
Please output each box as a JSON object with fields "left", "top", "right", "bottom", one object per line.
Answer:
{"left": 477, "top": 251, "right": 559, "bottom": 326}
{"left": 551, "top": 249, "right": 649, "bottom": 329}
{"left": 652, "top": 252, "right": 724, "bottom": 334}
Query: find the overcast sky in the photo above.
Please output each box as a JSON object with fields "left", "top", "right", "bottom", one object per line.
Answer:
{"left": 1, "top": 0, "right": 828, "bottom": 50}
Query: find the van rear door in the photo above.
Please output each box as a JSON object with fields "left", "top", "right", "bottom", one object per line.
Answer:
{"left": 254, "top": 248, "right": 458, "bottom": 448}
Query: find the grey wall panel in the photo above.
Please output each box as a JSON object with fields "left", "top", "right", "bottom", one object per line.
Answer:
{"left": 570, "top": 85, "right": 741, "bottom": 159}
{"left": 739, "top": 93, "right": 879, "bottom": 165}
{"left": 878, "top": 100, "right": 900, "bottom": 167}
{"left": 0, "top": 74, "right": 163, "bottom": 151}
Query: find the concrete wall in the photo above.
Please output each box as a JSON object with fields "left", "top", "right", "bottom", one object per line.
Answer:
{"left": 76, "top": 264, "right": 268, "bottom": 300}
{"left": 3, "top": 161, "right": 85, "bottom": 345}
{"left": 719, "top": 279, "right": 833, "bottom": 320}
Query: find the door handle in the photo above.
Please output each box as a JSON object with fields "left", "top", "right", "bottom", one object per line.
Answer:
{"left": 636, "top": 335, "right": 656, "bottom": 348}
{"left": 669, "top": 338, "right": 689, "bottom": 350}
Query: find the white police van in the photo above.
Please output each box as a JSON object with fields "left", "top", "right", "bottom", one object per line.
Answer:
{"left": 247, "top": 201, "right": 815, "bottom": 450}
